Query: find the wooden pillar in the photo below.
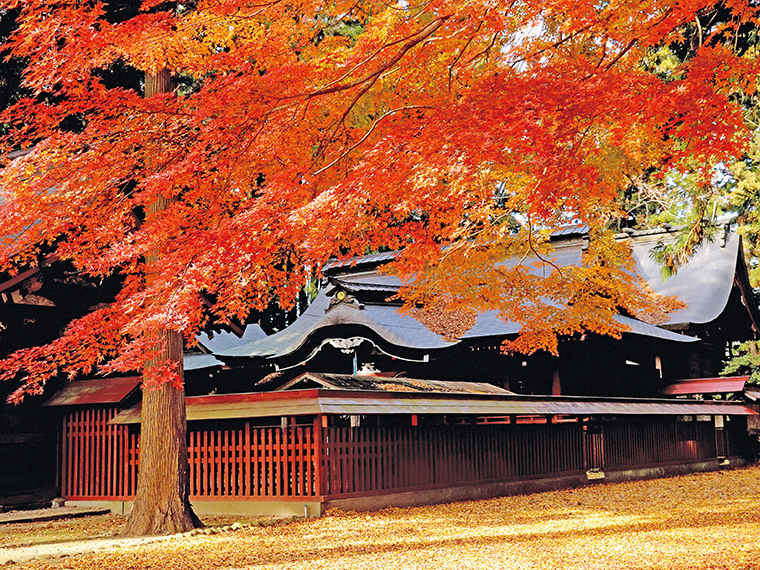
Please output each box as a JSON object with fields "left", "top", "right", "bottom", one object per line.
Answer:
{"left": 313, "top": 415, "right": 324, "bottom": 497}
{"left": 551, "top": 370, "right": 561, "bottom": 396}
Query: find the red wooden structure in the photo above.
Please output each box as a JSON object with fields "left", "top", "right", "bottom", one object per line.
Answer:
{"left": 59, "top": 407, "right": 747, "bottom": 506}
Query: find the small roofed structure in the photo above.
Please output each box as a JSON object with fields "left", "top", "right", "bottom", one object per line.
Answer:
{"left": 43, "top": 376, "right": 141, "bottom": 407}
{"left": 275, "top": 371, "right": 515, "bottom": 394}
{"left": 661, "top": 376, "right": 749, "bottom": 398}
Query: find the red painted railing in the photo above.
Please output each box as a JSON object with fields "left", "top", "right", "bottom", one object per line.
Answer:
{"left": 59, "top": 412, "right": 739, "bottom": 502}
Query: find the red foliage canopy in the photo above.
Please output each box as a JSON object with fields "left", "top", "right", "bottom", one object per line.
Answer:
{"left": 0, "top": 0, "right": 757, "bottom": 400}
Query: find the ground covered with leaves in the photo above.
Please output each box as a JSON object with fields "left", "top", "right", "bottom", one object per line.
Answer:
{"left": 7, "top": 467, "right": 760, "bottom": 569}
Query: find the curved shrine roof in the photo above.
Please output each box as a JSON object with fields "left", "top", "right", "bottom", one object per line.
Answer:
{"left": 216, "top": 229, "right": 736, "bottom": 361}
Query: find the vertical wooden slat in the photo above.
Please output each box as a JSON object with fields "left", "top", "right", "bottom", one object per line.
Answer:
{"left": 266, "top": 428, "right": 273, "bottom": 496}
{"left": 358, "top": 429, "right": 366, "bottom": 493}
{"left": 313, "top": 418, "right": 322, "bottom": 497}
{"left": 244, "top": 422, "right": 251, "bottom": 496}
{"left": 253, "top": 426, "right": 260, "bottom": 496}
{"left": 76, "top": 410, "right": 84, "bottom": 497}
{"left": 73, "top": 410, "right": 85, "bottom": 497}
{"left": 106, "top": 409, "right": 113, "bottom": 497}
{"left": 212, "top": 430, "right": 219, "bottom": 496}
{"left": 95, "top": 409, "right": 102, "bottom": 496}
{"left": 222, "top": 430, "right": 228, "bottom": 496}
{"left": 266, "top": 426, "right": 271, "bottom": 497}
{"left": 128, "top": 432, "right": 136, "bottom": 496}
{"left": 202, "top": 430, "right": 209, "bottom": 497}
{"left": 80, "top": 410, "right": 88, "bottom": 496}
{"left": 383, "top": 427, "right": 391, "bottom": 491}
{"left": 120, "top": 421, "right": 127, "bottom": 497}
{"left": 189, "top": 430, "right": 195, "bottom": 496}
{"left": 275, "top": 427, "right": 283, "bottom": 496}
{"left": 61, "top": 415, "right": 69, "bottom": 496}
{"left": 287, "top": 426, "right": 294, "bottom": 496}
{"left": 294, "top": 427, "right": 301, "bottom": 496}
{"left": 236, "top": 428, "right": 243, "bottom": 496}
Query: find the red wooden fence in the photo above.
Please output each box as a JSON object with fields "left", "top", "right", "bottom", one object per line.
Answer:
{"left": 59, "top": 412, "right": 740, "bottom": 502}
{"left": 187, "top": 423, "right": 318, "bottom": 497}
{"left": 61, "top": 408, "right": 138, "bottom": 499}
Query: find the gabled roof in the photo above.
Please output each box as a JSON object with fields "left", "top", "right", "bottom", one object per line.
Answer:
{"left": 217, "top": 287, "right": 457, "bottom": 359}
{"left": 276, "top": 372, "right": 514, "bottom": 394}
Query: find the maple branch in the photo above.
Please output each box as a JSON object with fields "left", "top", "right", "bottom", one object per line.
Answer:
{"left": 603, "top": 38, "right": 637, "bottom": 72}
{"left": 464, "top": 32, "right": 498, "bottom": 66}
{"left": 302, "top": 16, "right": 449, "bottom": 168}
{"left": 312, "top": 72, "right": 382, "bottom": 165}
{"left": 307, "top": 16, "right": 450, "bottom": 99}
{"left": 511, "top": 27, "right": 591, "bottom": 67}
{"left": 312, "top": 105, "right": 436, "bottom": 175}
{"left": 523, "top": 210, "right": 565, "bottom": 282}
{"left": 595, "top": 35, "right": 608, "bottom": 69}
{"left": 448, "top": 18, "right": 485, "bottom": 91}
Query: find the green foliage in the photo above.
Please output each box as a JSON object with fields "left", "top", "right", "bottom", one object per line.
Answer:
{"left": 727, "top": 131, "right": 760, "bottom": 285}
{"left": 721, "top": 341, "right": 760, "bottom": 386}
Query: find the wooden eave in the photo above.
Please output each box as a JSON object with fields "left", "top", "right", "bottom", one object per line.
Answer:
{"left": 110, "top": 388, "right": 758, "bottom": 425}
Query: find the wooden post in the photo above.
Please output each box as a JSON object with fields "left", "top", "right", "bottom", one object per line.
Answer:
{"left": 313, "top": 415, "right": 324, "bottom": 497}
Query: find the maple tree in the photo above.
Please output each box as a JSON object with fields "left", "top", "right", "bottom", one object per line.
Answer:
{"left": 0, "top": 0, "right": 758, "bottom": 534}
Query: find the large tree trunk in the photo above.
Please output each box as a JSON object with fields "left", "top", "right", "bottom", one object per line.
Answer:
{"left": 119, "top": 330, "right": 201, "bottom": 535}
{"left": 119, "top": 69, "right": 202, "bottom": 536}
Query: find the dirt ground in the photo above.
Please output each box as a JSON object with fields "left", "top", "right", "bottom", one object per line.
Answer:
{"left": 2, "top": 466, "right": 760, "bottom": 569}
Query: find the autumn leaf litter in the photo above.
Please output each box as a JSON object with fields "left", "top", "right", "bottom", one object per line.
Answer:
{"left": 7, "top": 466, "right": 760, "bottom": 569}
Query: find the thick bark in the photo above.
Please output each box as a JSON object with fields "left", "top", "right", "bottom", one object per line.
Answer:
{"left": 119, "top": 330, "right": 202, "bottom": 535}
{"left": 119, "top": 68, "right": 202, "bottom": 536}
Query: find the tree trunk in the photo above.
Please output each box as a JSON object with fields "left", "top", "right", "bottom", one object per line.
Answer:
{"left": 119, "top": 68, "right": 202, "bottom": 536}
{"left": 119, "top": 330, "right": 201, "bottom": 535}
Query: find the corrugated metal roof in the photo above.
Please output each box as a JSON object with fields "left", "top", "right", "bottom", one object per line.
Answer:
{"left": 110, "top": 388, "right": 757, "bottom": 424}
{"left": 329, "top": 277, "right": 399, "bottom": 294}
{"left": 661, "top": 376, "right": 749, "bottom": 396}
{"left": 44, "top": 377, "right": 141, "bottom": 407}
{"left": 550, "top": 224, "right": 590, "bottom": 237}
{"left": 745, "top": 391, "right": 760, "bottom": 402}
